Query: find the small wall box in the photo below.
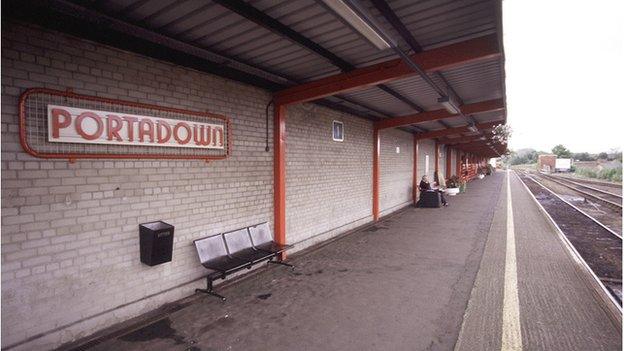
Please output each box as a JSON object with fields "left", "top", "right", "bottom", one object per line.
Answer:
{"left": 139, "top": 221, "right": 174, "bottom": 266}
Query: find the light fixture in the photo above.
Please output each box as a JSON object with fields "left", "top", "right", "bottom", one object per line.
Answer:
{"left": 466, "top": 122, "right": 478, "bottom": 132}
{"left": 321, "top": 0, "right": 392, "bottom": 50}
{"left": 437, "top": 96, "right": 461, "bottom": 114}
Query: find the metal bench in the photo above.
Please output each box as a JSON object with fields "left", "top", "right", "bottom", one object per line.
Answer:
{"left": 194, "top": 223, "right": 293, "bottom": 300}
{"left": 248, "top": 222, "right": 292, "bottom": 255}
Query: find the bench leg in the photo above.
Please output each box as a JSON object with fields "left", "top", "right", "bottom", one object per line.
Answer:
{"left": 267, "top": 260, "right": 295, "bottom": 270}
{"left": 195, "top": 278, "right": 226, "bottom": 301}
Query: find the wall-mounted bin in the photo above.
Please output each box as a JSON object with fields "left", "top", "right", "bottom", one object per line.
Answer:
{"left": 139, "top": 221, "right": 174, "bottom": 266}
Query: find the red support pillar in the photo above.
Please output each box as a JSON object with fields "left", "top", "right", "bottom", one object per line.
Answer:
{"left": 445, "top": 145, "right": 451, "bottom": 179}
{"left": 372, "top": 128, "right": 380, "bottom": 221}
{"left": 274, "top": 104, "right": 287, "bottom": 259}
{"left": 413, "top": 136, "right": 419, "bottom": 205}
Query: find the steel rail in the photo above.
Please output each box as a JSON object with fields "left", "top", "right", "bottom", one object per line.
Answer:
{"left": 525, "top": 173, "right": 621, "bottom": 240}
{"left": 544, "top": 174, "right": 622, "bottom": 199}
{"left": 552, "top": 174, "right": 622, "bottom": 189}
{"left": 537, "top": 173, "right": 622, "bottom": 213}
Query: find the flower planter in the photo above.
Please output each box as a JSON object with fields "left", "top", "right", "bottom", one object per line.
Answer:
{"left": 445, "top": 188, "right": 460, "bottom": 196}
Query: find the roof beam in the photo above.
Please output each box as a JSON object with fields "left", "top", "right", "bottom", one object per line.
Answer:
{"left": 370, "top": 0, "right": 464, "bottom": 106}
{"left": 6, "top": 1, "right": 407, "bottom": 124}
{"left": 213, "top": 0, "right": 427, "bottom": 114}
{"left": 212, "top": 0, "right": 354, "bottom": 71}
{"left": 439, "top": 135, "right": 487, "bottom": 145}
{"left": 374, "top": 98, "right": 504, "bottom": 130}
{"left": 274, "top": 34, "right": 500, "bottom": 105}
{"left": 415, "top": 121, "right": 502, "bottom": 140}
{"left": 457, "top": 141, "right": 506, "bottom": 155}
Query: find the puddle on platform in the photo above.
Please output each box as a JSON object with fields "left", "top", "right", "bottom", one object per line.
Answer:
{"left": 256, "top": 293, "right": 272, "bottom": 300}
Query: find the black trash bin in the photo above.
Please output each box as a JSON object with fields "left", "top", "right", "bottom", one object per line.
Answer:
{"left": 139, "top": 221, "right": 174, "bottom": 266}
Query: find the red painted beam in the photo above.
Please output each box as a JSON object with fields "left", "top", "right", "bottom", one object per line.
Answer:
{"left": 415, "top": 121, "right": 502, "bottom": 140}
{"left": 274, "top": 104, "right": 287, "bottom": 259}
{"left": 456, "top": 139, "right": 504, "bottom": 149}
{"left": 274, "top": 34, "right": 500, "bottom": 106}
{"left": 375, "top": 99, "right": 504, "bottom": 130}
{"left": 372, "top": 129, "right": 380, "bottom": 221}
{"left": 439, "top": 135, "right": 486, "bottom": 145}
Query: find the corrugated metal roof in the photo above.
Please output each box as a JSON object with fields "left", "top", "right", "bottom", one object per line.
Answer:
{"left": 57, "top": 0, "right": 505, "bottom": 139}
{"left": 440, "top": 58, "right": 502, "bottom": 104}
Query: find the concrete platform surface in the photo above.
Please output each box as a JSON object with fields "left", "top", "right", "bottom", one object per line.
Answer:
{"left": 76, "top": 171, "right": 621, "bottom": 351}
{"left": 455, "top": 171, "right": 621, "bottom": 351}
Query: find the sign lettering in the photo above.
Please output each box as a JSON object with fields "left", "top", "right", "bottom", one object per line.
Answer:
{"left": 47, "top": 105, "right": 225, "bottom": 149}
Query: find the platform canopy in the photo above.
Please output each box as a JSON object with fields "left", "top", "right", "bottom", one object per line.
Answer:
{"left": 8, "top": 0, "right": 507, "bottom": 157}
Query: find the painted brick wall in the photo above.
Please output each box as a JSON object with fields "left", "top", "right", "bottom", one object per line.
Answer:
{"left": 1, "top": 21, "right": 413, "bottom": 350}
{"left": 438, "top": 144, "right": 447, "bottom": 181}
{"left": 285, "top": 105, "right": 374, "bottom": 246}
{"left": 1, "top": 21, "right": 276, "bottom": 350}
{"left": 450, "top": 148, "right": 458, "bottom": 177}
{"left": 379, "top": 129, "right": 413, "bottom": 216}
{"left": 417, "top": 139, "right": 436, "bottom": 182}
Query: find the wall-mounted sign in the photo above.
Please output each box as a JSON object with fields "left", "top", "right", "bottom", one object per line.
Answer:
{"left": 332, "top": 120, "right": 344, "bottom": 142}
{"left": 48, "top": 105, "right": 225, "bottom": 149}
{"left": 18, "top": 88, "right": 230, "bottom": 161}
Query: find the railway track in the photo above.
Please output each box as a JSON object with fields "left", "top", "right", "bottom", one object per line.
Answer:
{"left": 551, "top": 174, "right": 622, "bottom": 190}
{"left": 539, "top": 173, "right": 622, "bottom": 213}
{"left": 516, "top": 171, "right": 622, "bottom": 309}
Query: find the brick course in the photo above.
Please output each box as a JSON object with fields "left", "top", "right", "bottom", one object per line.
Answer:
{"left": 379, "top": 129, "right": 413, "bottom": 216}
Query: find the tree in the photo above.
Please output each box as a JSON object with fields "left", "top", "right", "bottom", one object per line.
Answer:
{"left": 598, "top": 152, "right": 609, "bottom": 160}
{"left": 551, "top": 144, "right": 571, "bottom": 158}
{"left": 572, "top": 152, "right": 594, "bottom": 161}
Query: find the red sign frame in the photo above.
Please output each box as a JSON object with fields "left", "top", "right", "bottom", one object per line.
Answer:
{"left": 18, "top": 88, "right": 231, "bottom": 162}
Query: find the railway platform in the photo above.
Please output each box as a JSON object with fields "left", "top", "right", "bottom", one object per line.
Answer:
{"left": 67, "top": 171, "right": 621, "bottom": 351}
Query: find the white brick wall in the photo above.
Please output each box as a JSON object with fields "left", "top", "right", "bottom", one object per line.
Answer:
{"left": 439, "top": 144, "right": 447, "bottom": 180}
{"left": 379, "top": 129, "right": 413, "bottom": 216}
{"left": 285, "top": 105, "right": 374, "bottom": 247}
{"left": 2, "top": 21, "right": 276, "bottom": 350}
{"left": 417, "top": 139, "right": 436, "bottom": 181}
{"left": 450, "top": 147, "right": 458, "bottom": 177}
{"left": 1, "top": 21, "right": 415, "bottom": 350}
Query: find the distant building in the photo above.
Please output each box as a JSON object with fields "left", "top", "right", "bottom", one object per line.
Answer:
{"left": 538, "top": 154, "right": 557, "bottom": 172}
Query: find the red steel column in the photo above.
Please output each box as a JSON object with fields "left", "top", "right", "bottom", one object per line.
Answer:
{"left": 445, "top": 145, "right": 452, "bottom": 179}
{"left": 274, "top": 104, "right": 287, "bottom": 259}
{"left": 372, "top": 128, "right": 380, "bottom": 221}
{"left": 413, "top": 135, "right": 419, "bottom": 205}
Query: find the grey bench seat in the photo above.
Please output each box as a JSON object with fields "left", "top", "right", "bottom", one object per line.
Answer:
{"left": 194, "top": 222, "right": 293, "bottom": 300}
{"left": 248, "top": 222, "right": 293, "bottom": 254}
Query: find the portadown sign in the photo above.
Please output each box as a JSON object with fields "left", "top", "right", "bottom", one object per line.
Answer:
{"left": 47, "top": 105, "right": 225, "bottom": 149}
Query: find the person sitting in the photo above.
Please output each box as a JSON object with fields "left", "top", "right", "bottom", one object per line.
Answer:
{"left": 419, "top": 175, "right": 448, "bottom": 207}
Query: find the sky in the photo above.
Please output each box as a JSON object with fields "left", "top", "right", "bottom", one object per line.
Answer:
{"left": 503, "top": 0, "right": 624, "bottom": 154}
